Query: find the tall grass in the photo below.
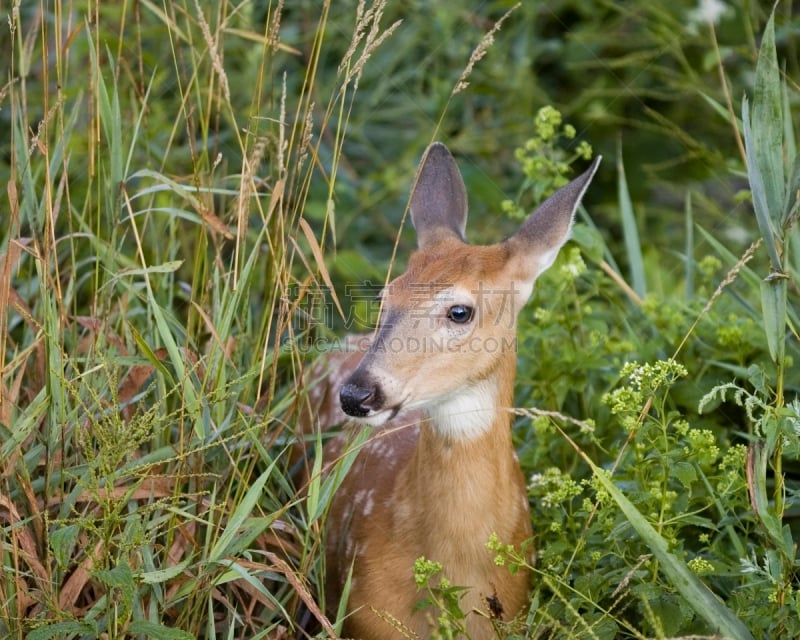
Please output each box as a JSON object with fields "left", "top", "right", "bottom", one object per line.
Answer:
{"left": 0, "top": 1, "right": 402, "bottom": 637}
{"left": 1, "top": 1, "right": 798, "bottom": 639}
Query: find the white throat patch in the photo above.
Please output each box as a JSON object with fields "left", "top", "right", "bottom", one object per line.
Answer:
{"left": 425, "top": 377, "right": 498, "bottom": 441}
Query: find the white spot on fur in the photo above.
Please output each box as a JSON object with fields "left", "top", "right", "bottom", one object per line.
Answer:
{"left": 354, "top": 489, "right": 367, "bottom": 511}
{"left": 362, "top": 490, "right": 375, "bottom": 516}
{"left": 369, "top": 438, "right": 393, "bottom": 459}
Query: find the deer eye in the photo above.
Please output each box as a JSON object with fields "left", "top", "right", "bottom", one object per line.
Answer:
{"left": 446, "top": 304, "right": 474, "bottom": 324}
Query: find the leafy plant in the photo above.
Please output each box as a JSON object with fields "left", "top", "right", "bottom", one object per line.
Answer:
{"left": 508, "top": 8, "right": 799, "bottom": 639}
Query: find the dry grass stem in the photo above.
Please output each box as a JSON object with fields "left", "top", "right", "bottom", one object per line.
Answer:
{"left": 512, "top": 407, "right": 596, "bottom": 433}
{"left": 673, "top": 237, "right": 763, "bottom": 359}
{"left": 267, "top": 0, "right": 285, "bottom": 52}
{"left": 452, "top": 3, "right": 520, "bottom": 95}
{"left": 339, "top": 0, "right": 402, "bottom": 90}
{"left": 194, "top": 0, "right": 231, "bottom": 104}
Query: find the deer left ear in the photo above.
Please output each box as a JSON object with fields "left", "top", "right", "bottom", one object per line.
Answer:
{"left": 504, "top": 156, "right": 601, "bottom": 288}
{"left": 410, "top": 143, "right": 469, "bottom": 249}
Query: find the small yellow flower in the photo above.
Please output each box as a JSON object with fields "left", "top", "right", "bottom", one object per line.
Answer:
{"left": 688, "top": 557, "right": 714, "bottom": 575}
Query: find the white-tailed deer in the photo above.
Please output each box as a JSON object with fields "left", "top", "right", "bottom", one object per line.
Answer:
{"left": 306, "top": 143, "right": 600, "bottom": 639}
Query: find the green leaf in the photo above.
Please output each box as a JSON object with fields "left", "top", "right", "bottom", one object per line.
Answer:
{"left": 129, "top": 324, "right": 176, "bottom": 388}
{"left": 140, "top": 557, "right": 193, "bottom": 584}
{"left": 94, "top": 561, "right": 136, "bottom": 610}
{"left": 752, "top": 9, "right": 784, "bottom": 224}
{"left": 308, "top": 426, "right": 370, "bottom": 524}
{"left": 760, "top": 275, "right": 787, "bottom": 364}
{"left": 684, "top": 191, "right": 694, "bottom": 300}
{"left": 695, "top": 224, "right": 762, "bottom": 290}
{"left": 127, "top": 169, "right": 212, "bottom": 220}
{"left": 137, "top": 280, "right": 201, "bottom": 434}
{"left": 27, "top": 621, "right": 97, "bottom": 640}
{"left": 115, "top": 260, "right": 184, "bottom": 279}
{"left": 570, "top": 223, "right": 605, "bottom": 264}
{"left": 334, "top": 249, "right": 387, "bottom": 282}
{"left": 782, "top": 153, "right": 800, "bottom": 226}
{"left": 743, "top": 96, "right": 782, "bottom": 270}
{"left": 1, "top": 387, "right": 48, "bottom": 460}
{"left": 85, "top": 562, "right": 138, "bottom": 633}
{"left": 50, "top": 524, "right": 81, "bottom": 570}
{"left": 128, "top": 620, "right": 196, "bottom": 640}
{"left": 781, "top": 66, "right": 797, "bottom": 182}
{"left": 305, "top": 428, "right": 326, "bottom": 527}
{"left": 700, "top": 91, "right": 742, "bottom": 129}
{"left": 86, "top": 29, "right": 123, "bottom": 216}
{"left": 672, "top": 461, "right": 696, "bottom": 489}
{"left": 645, "top": 592, "right": 693, "bottom": 637}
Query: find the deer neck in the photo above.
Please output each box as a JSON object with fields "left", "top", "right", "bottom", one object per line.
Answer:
{"left": 394, "top": 355, "right": 527, "bottom": 561}
{"left": 425, "top": 348, "right": 516, "bottom": 443}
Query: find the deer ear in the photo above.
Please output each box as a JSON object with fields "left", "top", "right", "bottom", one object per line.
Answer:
{"left": 505, "top": 156, "right": 601, "bottom": 284}
{"left": 410, "top": 143, "right": 468, "bottom": 249}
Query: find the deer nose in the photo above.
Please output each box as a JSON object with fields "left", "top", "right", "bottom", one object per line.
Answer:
{"left": 340, "top": 383, "right": 374, "bottom": 417}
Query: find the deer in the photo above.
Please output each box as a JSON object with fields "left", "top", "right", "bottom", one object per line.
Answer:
{"left": 303, "top": 142, "right": 600, "bottom": 639}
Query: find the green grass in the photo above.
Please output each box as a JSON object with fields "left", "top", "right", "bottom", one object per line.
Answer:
{"left": 1, "top": 1, "right": 799, "bottom": 638}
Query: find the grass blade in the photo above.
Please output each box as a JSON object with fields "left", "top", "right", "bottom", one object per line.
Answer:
{"left": 781, "top": 71, "right": 798, "bottom": 226}
{"left": 208, "top": 464, "right": 277, "bottom": 564}
{"left": 760, "top": 275, "right": 787, "bottom": 364}
{"left": 616, "top": 142, "right": 647, "bottom": 299}
{"left": 685, "top": 191, "right": 694, "bottom": 300}
{"left": 751, "top": 10, "right": 784, "bottom": 224}
{"left": 742, "top": 96, "right": 782, "bottom": 271}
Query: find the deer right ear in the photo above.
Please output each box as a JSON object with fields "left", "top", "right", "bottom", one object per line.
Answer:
{"left": 410, "top": 143, "right": 468, "bottom": 249}
{"left": 505, "top": 156, "right": 601, "bottom": 284}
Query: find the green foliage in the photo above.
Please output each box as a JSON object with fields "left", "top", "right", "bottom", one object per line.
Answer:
{"left": 411, "top": 550, "right": 529, "bottom": 640}
{"left": 501, "top": 106, "right": 594, "bottom": 220}
{"left": 412, "top": 557, "right": 472, "bottom": 639}
{"left": 1, "top": 1, "right": 799, "bottom": 639}
{"left": 507, "top": 12, "right": 800, "bottom": 634}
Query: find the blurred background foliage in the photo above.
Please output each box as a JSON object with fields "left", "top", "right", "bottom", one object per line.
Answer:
{"left": 264, "top": 0, "right": 797, "bottom": 327}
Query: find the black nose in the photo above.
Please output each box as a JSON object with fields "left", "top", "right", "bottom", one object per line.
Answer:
{"left": 340, "top": 383, "right": 374, "bottom": 417}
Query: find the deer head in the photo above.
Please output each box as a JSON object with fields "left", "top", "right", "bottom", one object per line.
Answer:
{"left": 339, "top": 143, "right": 600, "bottom": 440}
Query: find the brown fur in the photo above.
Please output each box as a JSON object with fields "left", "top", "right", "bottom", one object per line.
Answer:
{"left": 321, "top": 354, "right": 531, "bottom": 639}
